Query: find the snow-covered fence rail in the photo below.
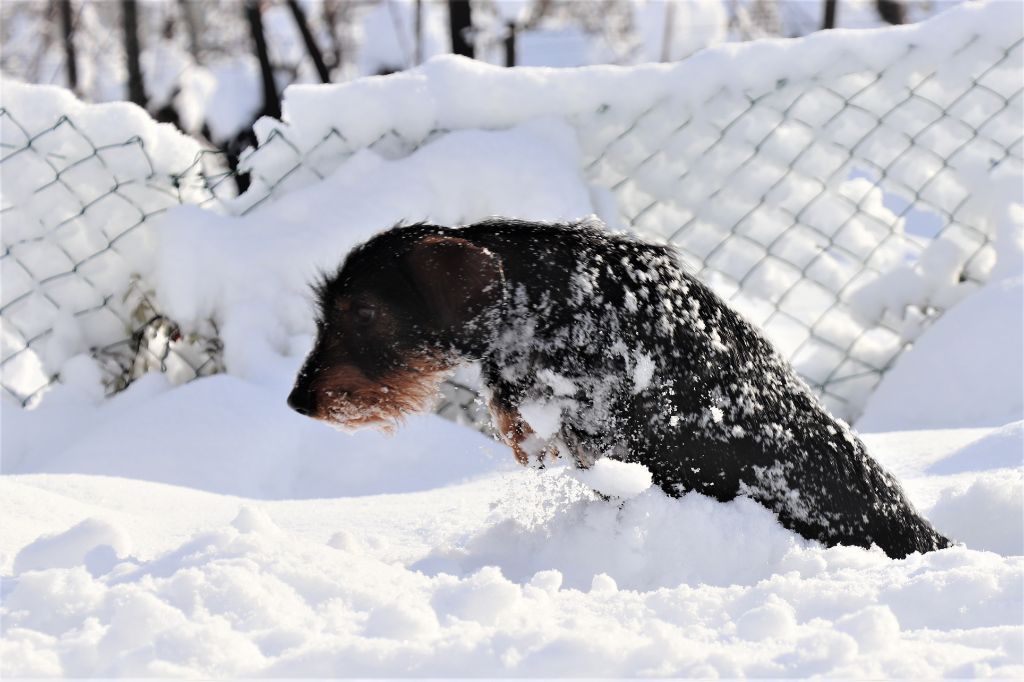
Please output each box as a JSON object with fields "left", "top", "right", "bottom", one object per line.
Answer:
{"left": 2, "top": 1, "right": 1021, "bottom": 425}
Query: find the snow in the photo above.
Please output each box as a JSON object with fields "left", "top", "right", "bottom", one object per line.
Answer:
{"left": 0, "top": 80, "right": 200, "bottom": 173}
{"left": 929, "top": 468, "right": 1023, "bottom": 556}
{"left": 356, "top": 0, "right": 449, "bottom": 76}
{"left": 2, "top": 376, "right": 1022, "bottom": 676}
{"left": 0, "top": 79, "right": 211, "bottom": 403}
{"left": 515, "top": 27, "right": 604, "bottom": 68}
{"left": 631, "top": 350, "right": 656, "bottom": 393}
{"left": 203, "top": 56, "right": 263, "bottom": 143}
{"left": 153, "top": 119, "right": 592, "bottom": 382}
{"left": 567, "top": 458, "right": 653, "bottom": 499}
{"left": 518, "top": 398, "right": 566, "bottom": 441}
{"left": 12, "top": 518, "right": 130, "bottom": 576}
{"left": 2, "top": 2, "right": 1022, "bottom": 675}
{"left": 138, "top": 37, "right": 217, "bottom": 135}
{"left": 927, "top": 421, "right": 1024, "bottom": 477}
{"left": 858, "top": 276, "right": 1024, "bottom": 431}
{"left": 632, "top": 0, "right": 728, "bottom": 62}
{"left": 1, "top": 372, "right": 504, "bottom": 500}
{"left": 263, "top": 1, "right": 1021, "bottom": 170}
{"left": 3, "top": 257, "right": 1022, "bottom": 674}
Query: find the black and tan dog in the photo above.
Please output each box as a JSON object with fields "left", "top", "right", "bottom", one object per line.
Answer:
{"left": 288, "top": 217, "right": 950, "bottom": 558}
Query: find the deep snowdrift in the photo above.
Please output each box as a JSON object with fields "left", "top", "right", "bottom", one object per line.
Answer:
{"left": 2, "top": 270, "right": 1022, "bottom": 675}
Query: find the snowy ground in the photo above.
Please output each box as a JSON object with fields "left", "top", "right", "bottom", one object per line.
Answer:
{"left": 2, "top": 3, "right": 1022, "bottom": 674}
{"left": 2, "top": 274, "right": 1022, "bottom": 677}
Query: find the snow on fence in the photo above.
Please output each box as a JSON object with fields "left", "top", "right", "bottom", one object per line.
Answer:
{"left": 2, "top": 1, "right": 1021, "bottom": 424}
{"left": 0, "top": 85, "right": 234, "bottom": 407}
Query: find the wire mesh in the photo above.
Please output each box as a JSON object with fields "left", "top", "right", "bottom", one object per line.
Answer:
{"left": 1, "top": 25, "right": 1021, "bottom": 428}
{"left": 0, "top": 106, "right": 228, "bottom": 405}
{"left": 578, "top": 36, "right": 1023, "bottom": 416}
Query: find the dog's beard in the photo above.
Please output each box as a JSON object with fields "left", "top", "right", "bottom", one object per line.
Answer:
{"left": 314, "top": 357, "right": 451, "bottom": 433}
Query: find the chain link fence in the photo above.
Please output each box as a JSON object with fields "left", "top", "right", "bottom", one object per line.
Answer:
{"left": 2, "top": 9, "right": 1021, "bottom": 426}
{"left": 0, "top": 102, "right": 229, "bottom": 406}
{"left": 582, "top": 35, "right": 1023, "bottom": 416}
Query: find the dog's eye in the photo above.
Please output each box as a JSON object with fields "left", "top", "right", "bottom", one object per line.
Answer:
{"left": 354, "top": 304, "right": 377, "bottom": 324}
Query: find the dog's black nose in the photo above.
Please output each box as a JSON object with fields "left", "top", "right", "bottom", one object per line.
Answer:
{"left": 287, "top": 387, "right": 316, "bottom": 417}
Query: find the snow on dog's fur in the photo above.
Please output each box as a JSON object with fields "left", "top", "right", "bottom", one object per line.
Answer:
{"left": 289, "top": 217, "right": 951, "bottom": 558}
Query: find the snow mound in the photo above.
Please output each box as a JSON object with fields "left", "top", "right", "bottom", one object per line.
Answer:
{"left": 858, "top": 277, "right": 1024, "bottom": 432}
{"left": 259, "top": 2, "right": 1021, "bottom": 168}
{"left": 153, "top": 119, "right": 592, "bottom": 382}
{"left": 2, "top": 493, "right": 1022, "bottom": 677}
{"left": 569, "top": 458, "right": 653, "bottom": 499}
{"left": 2, "top": 371, "right": 506, "bottom": 499}
{"left": 3, "top": 400, "right": 1023, "bottom": 676}
{"left": 416, "top": 470, "right": 807, "bottom": 591}
{"left": 0, "top": 80, "right": 212, "bottom": 402}
{"left": 929, "top": 470, "right": 1024, "bottom": 556}
{"left": 13, "top": 518, "right": 129, "bottom": 576}
{"left": 927, "top": 421, "right": 1024, "bottom": 476}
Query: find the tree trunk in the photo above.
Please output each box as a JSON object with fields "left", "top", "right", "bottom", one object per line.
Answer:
{"left": 286, "top": 0, "right": 331, "bottom": 82}
{"left": 660, "top": 0, "right": 675, "bottom": 62}
{"left": 321, "top": 0, "right": 343, "bottom": 70}
{"left": 447, "top": 0, "right": 474, "bottom": 58}
{"left": 414, "top": 0, "right": 423, "bottom": 65}
{"left": 58, "top": 0, "right": 78, "bottom": 93}
{"left": 822, "top": 0, "right": 838, "bottom": 30}
{"left": 876, "top": 0, "right": 906, "bottom": 25}
{"left": 177, "top": 0, "right": 202, "bottom": 62}
{"left": 122, "top": 0, "right": 147, "bottom": 107}
{"left": 503, "top": 21, "right": 516, "bottom": 67}
{"left": 244, "top": 0, "right": 281, "bottom": 119}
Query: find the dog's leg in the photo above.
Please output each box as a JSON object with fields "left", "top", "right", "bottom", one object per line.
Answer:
{"left": 488, "top": 395, "right": 559, "bottom": 466}
{"left": 557, "top": 423, "right": 598, "bottom": 470}
{"left": 489, "top": 396, "right": 531, "bottom": 465}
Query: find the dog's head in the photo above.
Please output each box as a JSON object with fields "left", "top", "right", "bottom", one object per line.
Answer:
{"left": 288, "top": 224, "right": 505, "bottom": 429}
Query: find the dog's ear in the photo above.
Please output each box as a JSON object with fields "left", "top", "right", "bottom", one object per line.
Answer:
{"left": 402, "top": 235, "right": 504, "bottom": 330}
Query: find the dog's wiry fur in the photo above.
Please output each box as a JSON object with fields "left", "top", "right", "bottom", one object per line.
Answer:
{"left": 289, "top": 218, "right": 951, "bottom": 558}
